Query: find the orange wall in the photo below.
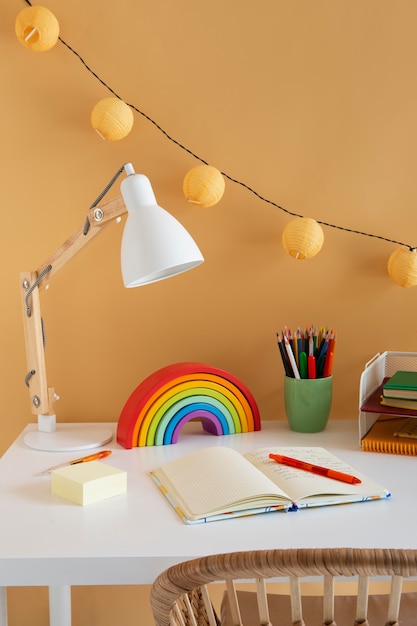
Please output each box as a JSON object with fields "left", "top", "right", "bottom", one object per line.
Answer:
{"left": 2, "top": 1, "right": 417, "bottom": 457}
{"left": 3, "top": 2, "right": 417, "bottom": 624}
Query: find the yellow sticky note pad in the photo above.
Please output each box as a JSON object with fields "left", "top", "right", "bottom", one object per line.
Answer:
{"left": 51, "top": 460, "right": 127, "bottom": 505}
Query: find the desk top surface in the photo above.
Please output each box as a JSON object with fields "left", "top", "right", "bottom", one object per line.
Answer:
{"left": 0, "top": 420, "right": 415, "bottom": 586}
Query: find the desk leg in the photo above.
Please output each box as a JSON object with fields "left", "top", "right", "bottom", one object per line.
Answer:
{"left": 49, "top": 586, "right": 71, "bottom": 626}
{"left": 0, "top": 587, "right": 7, "bottom": 626}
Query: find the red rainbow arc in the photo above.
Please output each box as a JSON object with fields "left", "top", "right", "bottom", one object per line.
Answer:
{"left": 116, "top": 362, "right": 261, "bottom": 448}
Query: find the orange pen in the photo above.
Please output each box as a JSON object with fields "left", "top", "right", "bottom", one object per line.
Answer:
{"left": 323, "top": 350, "right": 334, "bottom": 378}
{"left": 268, "top": 453, "right": 361, "bottom": 485}
{"left": 43, "top": 450, "right": 112, "bottom": 474}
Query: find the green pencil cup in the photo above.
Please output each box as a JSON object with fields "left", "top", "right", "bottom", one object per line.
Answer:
{"left": 284, "top": 376, "right": 332, "bottom": 433}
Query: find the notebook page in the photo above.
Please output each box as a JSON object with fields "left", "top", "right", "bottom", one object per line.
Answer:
{"left": 151, "top": 446, "right": 291, "bottom": 517}
{"left": 245, "top": 447, "right": 387, "bottom": 502}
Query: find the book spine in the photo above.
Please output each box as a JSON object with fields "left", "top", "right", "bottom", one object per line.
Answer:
{"left": 361, "top": 440, "right": 417, "bottom": 455}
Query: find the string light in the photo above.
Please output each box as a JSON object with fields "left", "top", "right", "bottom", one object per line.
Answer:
{"left": 19, "top": 0, "right": 417, "bottom": 287}
{"left": 91, "top": 97, "right": 134, "bottom": 141}
{"left": 15, "top": 5, "right": 59, "bottom": 51}
{"left": 183, "top": 165, "right": 225, "bottom": 208}
{"left": 387, "top": 247, "right": 417, "bottom": 288}
{"left": 282, "top": 218, "right": 324, "bottom": 260}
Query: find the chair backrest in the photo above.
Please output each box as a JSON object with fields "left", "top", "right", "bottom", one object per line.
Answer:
{"left": 150, "top": 548, "right": 417, "bottom": 626}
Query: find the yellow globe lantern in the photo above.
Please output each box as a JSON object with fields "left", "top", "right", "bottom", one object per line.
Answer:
{"left": 91, "top": 98, "right": 134, "bottom": 141}
{"left": 15, "top": 6, "right": 59, "bottom": 52}
{"left": 183, "top": 165, "right": 225, "bottom": 208}
{"left": 387, "top": 246, "right": 417, "bottom": 287}
{"left": 282, "top": 217, "right": 324, "bottom": 259}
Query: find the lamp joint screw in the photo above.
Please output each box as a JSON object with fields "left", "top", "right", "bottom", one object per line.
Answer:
{"left": 32, "top": 396, "right": 41, "bottom": 408}
{"left": 93, "top": 208, "right": 104, "bottom": 222}
{"left": 22, "top": 278, "right": 30, "bottom": 291}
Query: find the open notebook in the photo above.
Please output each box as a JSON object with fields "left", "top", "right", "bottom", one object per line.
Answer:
{"left": 150, "top": 446, "right": 390, "bottom": 524}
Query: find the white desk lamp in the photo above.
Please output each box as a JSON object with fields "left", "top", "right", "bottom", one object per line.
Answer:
{"left": 21, "top": 163, "right": 204, "bottom": 452}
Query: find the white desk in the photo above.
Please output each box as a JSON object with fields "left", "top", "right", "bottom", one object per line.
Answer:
{"left": 0, "top": 420, "right": 415, "bottom": 625}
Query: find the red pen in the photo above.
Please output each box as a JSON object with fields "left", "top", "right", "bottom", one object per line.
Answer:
{"left": 268, "top": 453, "right": 361, "bottom": 485}
{"left": 307, "top": 355, "right": 316, "bottom": 379}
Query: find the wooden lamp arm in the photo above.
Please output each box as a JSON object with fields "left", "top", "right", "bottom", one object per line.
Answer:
{"left": 36, "top": 195, "right": 126, "bottom": 284}
{"left": 20, "top": 195, "right": 127, "bottom": 417}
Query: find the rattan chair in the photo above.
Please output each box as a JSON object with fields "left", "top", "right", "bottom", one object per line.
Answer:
{"left": 150, "top": 548, "right": 417, "bottom": 626}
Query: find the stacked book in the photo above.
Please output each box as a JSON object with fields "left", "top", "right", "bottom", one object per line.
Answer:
{"left": 361, "top": 370, "right": 417, "bottom": 455}
{"left": 380, "top": 370, "right": 417, "bottom": 410}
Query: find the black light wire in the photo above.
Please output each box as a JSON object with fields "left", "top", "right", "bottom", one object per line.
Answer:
{"left": 21, "top": 0, "right": 415, "bottom": 251}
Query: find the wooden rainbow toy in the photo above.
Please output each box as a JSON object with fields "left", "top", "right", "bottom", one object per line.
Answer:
{"left": 116, "top": 362, "right": 261, "bottom": 448}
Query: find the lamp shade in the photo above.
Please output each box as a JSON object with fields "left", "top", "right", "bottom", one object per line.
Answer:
{"left": 387, "top": 246, "right": 417, "bottom": 288}
{"left": 120, "top": 173, "right": 204, "bottom": 287}
{"left": 282, "top": 217, "right": 324, "bottom": 259}
{"left": 183, "top": 165, "right": 225, "bottom": 208}
{"left": 91, "top": 98, "right": 134, "bottom": 141}
{"left": 15, "top": 6, "right": 59, "bottom": 52}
